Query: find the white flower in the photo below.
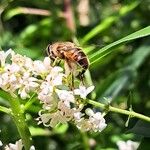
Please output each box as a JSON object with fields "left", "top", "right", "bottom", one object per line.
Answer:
{"left": 38, "top": 66, "right": 64, "bottom": 103}
{"left": 37, "top": 101, "right": 80, "bottom": 127}
{"left": 18, "top": 88, "right": 30, "bottom": 99}
{"left": 0, "top": 72, "right": 19, "bottom": 92}
{"left": 4, "top": 139, "right": 35, "bottom": 150}
{"left": 6, "top": 63, "right": 21, "bottom": 73}
{"left": 74, "top": 111, "right": 83, "bottom": 120}
{"left": 75, "top": 118, "right": 91, "bottom": 131}
{"left": 85, "top": 108, "right": 94, "bottom": 116}
{"left": 74, "top": 85, "right": 94, "bottom": 99}
{"left": 38, "top": 80, "right": 58, "bottom": 107}
{"left": 18, "top": 72, "right": 39, "bottom": 99}
{"left": 38, "top": 83, "right": 53, "bottom": 102}
{"left": 11, "top": 54, "right": 27, "bottom": 68}
{"left": 30, "top": 145, "right": 35, "bottom": 150}
{"left": 0, "top": 73, "right": 9, "bottom": 86}
{"left": 0, "top": 140, "right": 3, "bottom": 147}
{"left": 24, "top": 57, "right": 33, "bottom": 71}
{"left": 46, "top": 73, "right": 64, "bottom": 86}
{"left": 49, "top": 110, "right": 71, "bottom": 127}
{"left": 117, "top": 140, "right": 139, "bottom": 150}
{"left": 43, "top": 57, "right": 51, "bottom": 69}
{"left": 33, "top": 57, "right": 51, "bottom": 75}
{"left": 22, "top": 73, "right": 39, "bottom": 90}
{"left": 37, "top": 107, "right": 71, "bottom": 127}
{"left": 38, "top": 87, "right": 58, "bottom": 110}
{"left": 87, "top": 109, "right": 107, "bottom": 132}
{"left": 56, "top": 89, "right": 75, "bottom": 107}
{"left": 5, "top": 139, "right": 23, "bottom": 150}
{"left": 58, "top": 101, "right": 77, "bottom": 118}
{"left": 38, "top": 66, "right": 64, "bottom": 104}
{"left": 40, "top": 82, "right": 53, "bottom": 94}
{"left": 37, "top": 111, "right": 51, "bottom": 126}
{"left": 0, "top": 49, "right": 14, "bottom": 67}
{"left": 9, "top": 74, "right": 17, "bottom": 83}
{"left": 76, "top": 108, "right": 107, "bottom": 132}
{"left": 46, "top": 66, "right": 64, "bottom": 86}
{"left": 11, "top": 54, "right": 33, "bottom": 71}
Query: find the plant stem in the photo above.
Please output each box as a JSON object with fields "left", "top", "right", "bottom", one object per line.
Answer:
{"left": 0, "top": 90, "right": 32, "bottom": 150}
{"left": 88, "top": 99, "right": 150, "bottom": 122}
{"left": 8, "top": 96, "right": 32, "bottom": 150}
{"left": 23, "top": 94, "right": 37, "bottom": 112}
{"left": 0, "top": 105, "right": 11, "bottom": 114}
{"left": 81, "top": 132, "right": 90, "bottom": 150}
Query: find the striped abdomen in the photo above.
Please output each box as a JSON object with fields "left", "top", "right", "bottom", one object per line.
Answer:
{"left": 63, "top": 48, "right": 89, "bottom": 74}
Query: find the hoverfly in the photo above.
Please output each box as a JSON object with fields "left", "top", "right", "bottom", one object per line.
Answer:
{"left": 46, "top": 42, "right": 89, "bottom": 88}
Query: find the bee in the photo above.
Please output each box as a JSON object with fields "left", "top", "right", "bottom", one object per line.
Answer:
{"left": 46, "top": 42, "right": 89, "bottom": 80}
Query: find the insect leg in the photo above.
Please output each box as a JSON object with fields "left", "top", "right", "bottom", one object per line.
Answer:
{"left": 65, "top": 60, "right": 75, "bottom": 89}
{"left": 79, "top": 73, "right": 85, "bottom": 85}
{"left": 52, "top": 57, "right": 61, "bottom": 67}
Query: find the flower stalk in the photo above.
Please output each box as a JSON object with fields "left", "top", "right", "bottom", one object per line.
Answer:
{"left": 81, "top": 132, "right": 90, "bottom": 150}
{"left": 0, "top": 91, "right": 32, "bottom": 150}
{"left": 88, "top": 99, "right": 150, "bottom": 122}
{"left": 0, "top": 105, "right": 11, "bottom": 114}
{"left": 9, "top": 96, "right": 32, "bottom": 150}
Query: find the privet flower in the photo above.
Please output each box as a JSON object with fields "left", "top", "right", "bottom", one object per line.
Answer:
{"left": 0, "top": 49, "right": 107, "bottom": 132}
{"left": 0, "top": 140, "right": 3, "bottom": 147}
{"left": 5, "top": 139, "right": 23, "bottom": 150}
{"left": 117, "top": 140, "right": 139, "bottom": 150}
{"left": 74, "top": 85, "right": 95, "bottom": 99}
{"left": 4, "top": 139, "right": 35, "bottom": 150}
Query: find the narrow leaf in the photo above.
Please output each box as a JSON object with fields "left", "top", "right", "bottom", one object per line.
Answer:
{"left": 90, "top": 26, "right": 150, "bottom": 66}
{"left": 127, "top": 120, "right": 150, "bottom": 137}
{"left": 81, "top": 1, "right": 140, "bottom": 44}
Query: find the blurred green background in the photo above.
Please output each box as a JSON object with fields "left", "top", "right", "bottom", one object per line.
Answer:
{"left": 0, "top": 0, "right": 150, "bottom": 149}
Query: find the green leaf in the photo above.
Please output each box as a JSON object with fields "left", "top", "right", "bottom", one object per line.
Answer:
{"left": 96, "top": 46, "right": 150, "bottom": 101}
{"left": 81, "top": 1, "right": 140, "bottom": 44}
{"left": 124, "top": 46, "right": 150, "bottom": 69}
{"left": 53, "top": 124, "right": 68, "bottom": 134}
{"left": 89, "top": 26, "right": 150, "bottom": 66}
{"left": 127, "top": 120, "right": 150, "bottom": 137}
{"left": 29, "top": 126, "right": 52, "bottom": 136}
{"left": 96, "top": 68, "right": 137, "bottom": 102}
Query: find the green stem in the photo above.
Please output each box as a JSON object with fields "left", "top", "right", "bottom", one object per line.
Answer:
{"left": 88, "top": 99, "right": 150, "bottom": 122}
{"left": 0, "top": 90, "right": 32, "bottom": 150}
{"left": 9, "top": 96, "right": 32, "bottom": 150}
{"left": 84, "top": 70, "right": 96, "bottom": 99}
{"left": 23, "top": 94, "right": 37, "bottom": 112}
{"left": 81, "top": 132, "right": 90, "bottom": 150}
{"left": 0, "top": 105, "right": 11, "bottom": 114}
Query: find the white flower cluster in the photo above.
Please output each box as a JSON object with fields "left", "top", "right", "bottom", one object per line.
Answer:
{"left": 4, "top": 139, "right": 35, "bottom": 150}
{"left": 117, "top": 140, "right": 139, "bottom": 150}
{"left": 0, "top": 140, "right": 3, "bottom": 147}
{"left": 0, "top": 49, "right": 39, "bottom": 99}
{"left": 5, "top": 139, "right": 23, "bottom": 150}
{"left": 0, "top": 49, "right": 107, "bottom": 132}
